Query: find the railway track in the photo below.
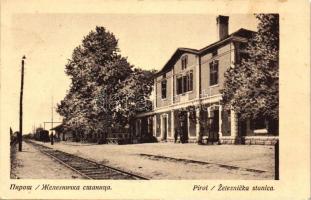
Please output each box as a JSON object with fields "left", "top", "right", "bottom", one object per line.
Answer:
{"left": 26, "top": 140, "right": 149, "bottom": 180}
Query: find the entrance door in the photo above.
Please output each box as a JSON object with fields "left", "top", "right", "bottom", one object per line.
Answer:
{"left": 162, "top": 115, "right": 168, "bottom": 140}
{"left": 208, "top": 110, "right": 219, "bottom": 142}
{"left": 179, "top": 111, "right": 188, "bottom": 143}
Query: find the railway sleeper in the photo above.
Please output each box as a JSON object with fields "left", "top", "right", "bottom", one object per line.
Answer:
{"left": 75, "top": 167, "right": 100, "bottom": 171}
{"left": 78, "top": 168, "right": 108, "bottom": 172}
{"left": 83, "top": 171, "right": 115, "bottom": 176}
{"left": 87, "top": 170, "right": 129, "bottom": 177}
{"left": 88, "top": 175, "right": 133, "bottom": 179}
{"left": 64, "top": 160, "right": 94, "bottom": 165}
{"left": 27, "top": 142, "right": 148, "bottom": 180}
{"left": 68, "top": 163, "right": 97, "bottom": 168}
{"left": 49, "top": 156, "right": 79, "bottom": 163}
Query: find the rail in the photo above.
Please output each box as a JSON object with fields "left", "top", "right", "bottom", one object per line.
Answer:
{"left": 26, "top": 140, "right": 149, "bottom": 180}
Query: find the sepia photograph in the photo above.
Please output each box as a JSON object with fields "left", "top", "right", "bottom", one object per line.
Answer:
{"left": 1, "top": 0, "right": 310, "bottom": 199}
{"left": 9, "top": 13, "right": 279, "bottom": 180}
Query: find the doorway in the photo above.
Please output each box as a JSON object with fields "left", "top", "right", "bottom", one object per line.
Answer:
{"left": 161, "top": 115, "right": 168, "bottom": 141}
{"left": 178, "top": 111, "right": 188, "bottom": 143}
{"left": 208, "top": 109, "right": 219, "bottom": 142}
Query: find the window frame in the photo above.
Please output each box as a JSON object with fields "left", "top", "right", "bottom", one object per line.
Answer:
{"left": 176, "top": 76, "right": 183, "bottom": 95}
{"left": 250, "top": 117, "right": 267, "bottom": 130}
{"left": 209, "top": 60, "right": 219, "bottom": 86}
{"left": 176, "top": 70, "right": 193, "bottom": 95}
{"left": 182, "top": 75, "right": 188, "bottom": 93}
{"left": 161, "top": 79, "right": 167, "bottom": 99}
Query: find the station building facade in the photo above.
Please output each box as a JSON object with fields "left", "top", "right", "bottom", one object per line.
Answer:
{"left": 133, "top": 16, "right": 279, "bottom": 145}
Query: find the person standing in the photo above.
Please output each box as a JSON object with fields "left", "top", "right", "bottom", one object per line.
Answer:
{"left": 174, "top": 128, "right": 179, "bottom": 143}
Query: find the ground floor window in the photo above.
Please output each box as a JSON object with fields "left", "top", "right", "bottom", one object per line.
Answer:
{"left": 268, "top": 119, "right": 279, "bottom": 135}
{"left": 156, "top": 114, "right": 161, "bottom": 137}
{"left": 250, "top": 117, "right": 266, "bottom": 130}
{"left": 238, "top": 116, "right": 279, "bottom": 136}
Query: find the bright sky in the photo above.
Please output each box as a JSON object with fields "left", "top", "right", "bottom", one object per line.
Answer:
{"left": 3, "top": 13, "right": 258, "bottom": 134}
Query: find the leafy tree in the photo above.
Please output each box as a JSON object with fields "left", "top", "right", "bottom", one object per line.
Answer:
{"left": 222, "top": 14, "right": 279, "bottom": 121}
{"left": 113, "top": 68, "right": 156, "bottom": 127}
{"left": 57, "top": 26, "right": 155, "bottom": 142}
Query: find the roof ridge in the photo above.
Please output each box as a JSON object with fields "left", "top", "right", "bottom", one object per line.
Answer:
{"left": 156, "top": 28, "right": 255, "bottom": 76}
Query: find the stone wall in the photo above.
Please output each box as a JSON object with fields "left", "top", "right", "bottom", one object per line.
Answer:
{"left": 160, "top": 136, "right": 279, "bottom": 145}
{"left": 220, "top": 136, "right": 279, "bottom": 145}
{"left": 243, "top": 136, "right": 279, "bottom": 145}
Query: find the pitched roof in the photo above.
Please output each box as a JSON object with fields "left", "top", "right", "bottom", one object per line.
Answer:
{"left": 156, "top": 28, "right": 255, "bottom": 76}
{"left": 50, "top": 124, "right": 64, "bottom": 131}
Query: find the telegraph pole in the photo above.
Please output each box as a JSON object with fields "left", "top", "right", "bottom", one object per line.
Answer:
{"left": 51, "top": 96, "right": 54, "bottom": 145}
{"left": 18, "top": 56, "right": 26, "bottom": 152}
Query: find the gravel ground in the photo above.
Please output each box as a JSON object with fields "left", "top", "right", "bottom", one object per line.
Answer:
{"left": 11, "top": 141, "right": 84, "bottom": 179}
{"left": 31, "top": 140, "right": 275, "bottom": 180}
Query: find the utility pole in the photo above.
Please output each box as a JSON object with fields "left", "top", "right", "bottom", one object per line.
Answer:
{"left": 51, "top": 96, "right": 54, "bottom": 145}
{"left": 19, "top": 55, "right": 26, "bottom": 152}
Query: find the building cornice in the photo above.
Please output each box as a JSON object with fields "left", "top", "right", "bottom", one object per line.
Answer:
{"left": 136, "top": 94, "right": 222, "bottom": 117}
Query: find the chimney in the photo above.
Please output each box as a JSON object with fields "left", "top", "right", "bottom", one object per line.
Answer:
{"left": 216, "top": 15, "right": 229, "bottom": 40}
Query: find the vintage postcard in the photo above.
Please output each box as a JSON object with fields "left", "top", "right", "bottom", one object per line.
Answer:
{"left": 0, "top": 0, "right": 310, "bottom": 199}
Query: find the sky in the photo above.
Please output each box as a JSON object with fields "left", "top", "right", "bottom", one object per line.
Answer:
{"left": 3, "top": 13, "right": 258, "bottom": 134}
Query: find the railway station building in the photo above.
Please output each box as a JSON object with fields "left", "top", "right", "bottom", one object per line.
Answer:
{"left": 133, "top": 15, "right": 279, "bottom": 145}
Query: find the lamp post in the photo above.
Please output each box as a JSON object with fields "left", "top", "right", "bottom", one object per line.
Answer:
{"left": 19, "top": 55, "right": 26, "bottom": 152}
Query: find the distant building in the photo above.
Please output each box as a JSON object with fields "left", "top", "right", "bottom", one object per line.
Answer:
{"left": 50, "top": 124, "right": 72, "bottom": 141}
{"left": 134, "top": 15, "right": 278, "bottom": 145}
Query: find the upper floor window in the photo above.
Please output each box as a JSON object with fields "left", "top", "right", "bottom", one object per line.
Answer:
{"left": 176, "top": 70, "right": 193, "bottom": 95}
{"left": 188, "top": 71, "right": 193, "bottom": 91}
{"left": 210, "top": 60, "right": 219, "bottom": 86}
{"left": 176, "top": 76, "right": 183, "bottom": 95}
{"left": 161, "top": 79, "right": 167, "bottom": 99}
{"left": 182, "top": 75, "right": 188, "bottom": 93}
{"left": 181, "top": 55, "right": 188, "bottom": 70}
{"left": 237, "top": 42, "right": 248, "bottom": 64}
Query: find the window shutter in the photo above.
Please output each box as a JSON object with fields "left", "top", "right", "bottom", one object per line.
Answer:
{"left": 183, "top": 75, "right": 188, "bottom": 93}
{"left": 177, "top": 77, "right": 182, "bottom": 94}
{"left": 187, "top": 71, "right": 193, "bottom": 91}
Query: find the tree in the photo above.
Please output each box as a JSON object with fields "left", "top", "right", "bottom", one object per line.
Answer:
{"left": 222, "top": 14, "right": 279, "bottom": 121}
{"left": 113, "top": 68, "right": 156, "bottom": 127}
{"left": 57, "top": 26, "right": 156, "bottom": 142}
